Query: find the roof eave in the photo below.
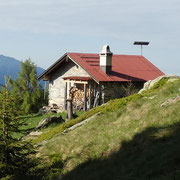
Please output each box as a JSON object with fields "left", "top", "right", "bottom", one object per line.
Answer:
{"left": 38, "top": 53, "right": 100, "bottom": 84}
{"left": 37, "top": 53, "right": 67, "bottom": 81}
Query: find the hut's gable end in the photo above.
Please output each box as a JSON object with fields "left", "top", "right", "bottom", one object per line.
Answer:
{"left": 48, "top": 60, "right": 90, "bottom": 109}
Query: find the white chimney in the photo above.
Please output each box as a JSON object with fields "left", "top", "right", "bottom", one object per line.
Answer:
{"left": 99, "top": 45, "right": 113, "bottom": 74}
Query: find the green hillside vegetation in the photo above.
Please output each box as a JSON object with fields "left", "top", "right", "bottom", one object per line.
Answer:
{"left": 30, "top": 77, "right": 180, "bottom": 180}
{"left": 13, "top": 112, "right": 67, "bottom": 139}
{"left": 1, "top": 77, "right": 179, "bottom": 179}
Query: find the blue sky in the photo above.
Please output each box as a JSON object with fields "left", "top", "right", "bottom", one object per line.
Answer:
{"left": 0, "top": 0, "right": 179, "bottom": 75}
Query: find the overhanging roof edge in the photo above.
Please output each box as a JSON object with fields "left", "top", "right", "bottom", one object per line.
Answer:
{"left": 37, "top": 53, "right": 67, "bottom": 80}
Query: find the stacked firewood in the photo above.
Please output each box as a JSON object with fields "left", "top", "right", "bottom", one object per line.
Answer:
{"left": 69, "top": 87, "right": 84, "bottom": 110}
{"left": 69, "top": 87, "right": 94, "bottom": 110}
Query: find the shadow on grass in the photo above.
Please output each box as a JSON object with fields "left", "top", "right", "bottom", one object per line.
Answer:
{"left": 62, "top": 123, "right": 180, "bottom": 180}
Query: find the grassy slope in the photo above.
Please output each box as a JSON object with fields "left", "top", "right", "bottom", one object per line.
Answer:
{"left": 36, "top": 78, "right": 180, "bottom": 180}
{"left": 13, "top": 112, "right": 67, "bottom": 139}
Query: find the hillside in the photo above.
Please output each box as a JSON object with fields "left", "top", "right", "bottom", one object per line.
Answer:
{"left": 0, "top": 54, "right": 44, "bottom": 85}
{"left": 27, "top": 76, "right": 180, "bottom": 180}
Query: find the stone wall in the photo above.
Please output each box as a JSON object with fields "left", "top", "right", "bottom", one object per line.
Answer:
{"left": 48, "top": 60, "right": 90, "bottom": 110}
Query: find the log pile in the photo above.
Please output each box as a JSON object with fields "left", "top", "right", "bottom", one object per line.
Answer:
{"left": 69, "top": 87, "right": 92, "bottom": 110}
{"left": 69, "top": 87, "right": 84, "bottom": 110}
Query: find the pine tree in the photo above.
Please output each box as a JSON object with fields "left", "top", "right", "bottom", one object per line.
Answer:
{"left": 0, "top": 80, "right": 37, "bottom": 179}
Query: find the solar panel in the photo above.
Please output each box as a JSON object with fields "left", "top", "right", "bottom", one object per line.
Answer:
{"left": 133, "top": 41, "right": 150, "bottom": 55}
{"left": 134, "top": 41, "right": 149, "bottom": 45}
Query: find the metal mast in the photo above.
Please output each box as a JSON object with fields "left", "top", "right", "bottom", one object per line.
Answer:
{"left": 133, "top": 41, "right": 149, "bottom": 56}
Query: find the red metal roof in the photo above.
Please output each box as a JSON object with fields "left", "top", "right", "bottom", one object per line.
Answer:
{"left": 67, "top": 53, "right": 164, "bottom": 82}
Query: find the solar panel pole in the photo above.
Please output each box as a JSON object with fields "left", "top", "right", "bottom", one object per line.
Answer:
{"left": 133, "top": 41, "right": 149, "bottom": 56}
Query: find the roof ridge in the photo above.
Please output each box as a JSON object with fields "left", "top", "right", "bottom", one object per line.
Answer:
{"left": 67, "top": 52, "right": 142, "bottom": 57}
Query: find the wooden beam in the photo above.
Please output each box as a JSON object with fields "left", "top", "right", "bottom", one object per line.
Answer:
{"left": 44, "top": 75, "right": 50, "bottom": 81}
{"left": 67, "top": 81, "right": 71, "bottom": 98}
{"left": 89, "top": 83, "right": 92, "bottom": 109}
{"left": 64, "top": 82, "right": 67, "bottom": 110}
{"left": 93, "top": 91, "right": 99, "bottom": 107}
{"left": 64, "top": 80, "right": 88, "bottom": 84}
{"left": 94, "top": 83, "right": 96, "bottom": 97}
{"left": 93, "top": 83, "right": 96, "bottom": 107}
{"left": 66, "top": 56, "right": 69, "bottom": 62}
{"left": 83, "top": 83, "right": 87, "bottom": 111}
{"left": 98, "top": 84, "right": 102, "bottom": 105}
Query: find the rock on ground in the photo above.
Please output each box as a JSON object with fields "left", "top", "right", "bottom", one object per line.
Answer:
{"left": 160, "top": 96, "right": 180, "bottom": 107}
{"left": 36, "top": 115, "right": 64, "bottom": 129}
{"left": 139, "top": 75, "right": 180, "bottom": 93}
{"left": 29, "top": 131, "right": 43, "bottom": 136}
{"left": 38, "top": 105, "right": 61, "bottom": 114}
{"left": 64, "top": 112, "right": 102, "bottom": 132}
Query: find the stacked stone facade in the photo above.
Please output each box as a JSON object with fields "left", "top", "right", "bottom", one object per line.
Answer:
{"left": 48, "top": 61, "right": 90, "bottom": 110}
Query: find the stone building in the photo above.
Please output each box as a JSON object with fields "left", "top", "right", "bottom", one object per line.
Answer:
{"left": 38, "top": 45, "right": 164, "bottom": 111}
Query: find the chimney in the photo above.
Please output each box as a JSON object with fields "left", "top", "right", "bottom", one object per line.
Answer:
{"left": 99, "top": 45, "right": 113, "bottom": 74}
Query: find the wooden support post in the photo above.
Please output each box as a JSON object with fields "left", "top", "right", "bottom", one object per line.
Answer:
{"left": 93, "top": 83, "right": 96, "bottom": 106}
{"left": 98, "top": 84, "right": 102, "bottom": 105}
{"left": 94, "top": 83, "right": 96, "bottom": 97}
{"left": 83, "top": 83, "right": 87, "bottom": 111}
{"left": 67, "top": 98, "right": 73, "bottom": 120}
{"left": 64, "top": 82, "right": 67, "bottom": 110}
{"left": 89, "top": 83, "right": 92, "bottom": 109}
{"left": 91, "top": 83, "right": 94, "bottom": 107}
{"left": 68, "top": 81, "right": 71, "bottom": 98}
{"left": 93, "top": 83, "right": 98, "bottom": 108}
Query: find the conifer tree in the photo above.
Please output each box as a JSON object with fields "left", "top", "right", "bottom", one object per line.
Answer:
{"left": 11, "top": 59, "right": 43, "bottom": 114}
{"left": 0, "top": 80, "right": 36, "bottom": 178}
{"left": 0, "top": 80, "right": 20, "bottom": 167}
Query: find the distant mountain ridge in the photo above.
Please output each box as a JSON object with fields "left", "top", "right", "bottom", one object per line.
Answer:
{"left": 0, "top": 54, "right": 45, "bottom": 86}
